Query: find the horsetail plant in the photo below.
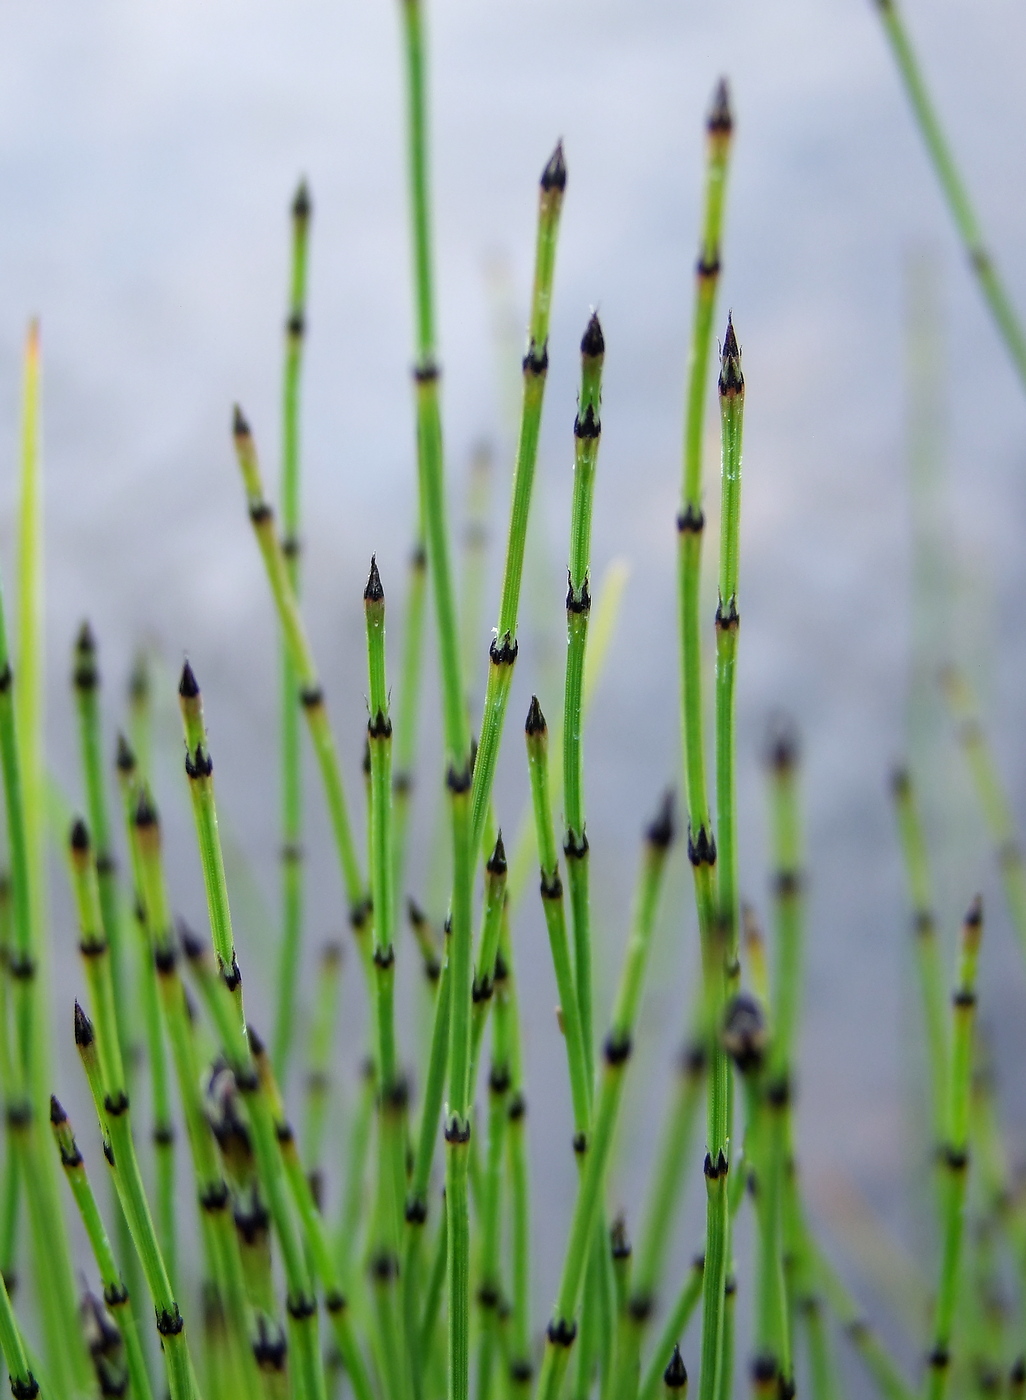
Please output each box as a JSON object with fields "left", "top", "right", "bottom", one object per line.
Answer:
{"left": 1, "top": 8, "right": 1024, "bottom": 1400}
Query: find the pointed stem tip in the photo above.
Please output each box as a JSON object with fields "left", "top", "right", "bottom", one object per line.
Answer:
{"left": 115, "top": 733, "right": 136, "bottom": 776}
{"left": 76, "top": 620, "right": 96, "bottom": 655}
{"left": 718, "top": 314, "right": 743, "bottom": 395}
{"left": 664, "top": 1344, "right": 688, "bottom": 1391}
{"left": 525, "top": 695, "right": 546, "bottom": 737}
{"left": 364, "top": 555, "right": 385, "bottom": 604}
{"left": 74, "top": 1001, "right": 95, "bottom": 1048}
{"left": 69, "top": 817, "right": 90, "bottom": 854}
{"left": 232, "top": 405, "right": 251, "bottom": 439}
{"left": 580, "top": 311, "right": 604, "bottom": 360}
{"left": 541, "top": 140, "right": 567, "bottom": 193}
{"left": 708, "top": 78, "right": 732, "bottom": 135}
{"left": 179, "top": 660, "right": 200, "bottom": 700}
{"left": 487, "top": 830, "right": 507, "bottom": 877}
{"left": 292, "top": 179, "right": 312, "bottom": 222}
{"left": 646, "top": 789, "right": 677, "bottom": 850}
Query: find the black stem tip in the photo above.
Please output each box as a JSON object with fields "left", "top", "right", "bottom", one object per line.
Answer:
{"left": 525, "top": 695, "right": 547, "bottom": 737}
{"left": 965, "top": 894, "right": 983, "bottom": 929}
{"left": 232, "top": 404, "right": 251, "bottom": 439}
{"left": 179, "top": 660, "right": 200, "bottom": 700}
{"left": 247, "top": 1024, "right": 266, "bottom": 1058}
{"left": 49, "top": 1095, "right": 67, "bottom": 1126}
{"left": 766, "top": 712, "right": 799, "bottom": 773}
{"left": 609, "top": 1214, "right": 631, "bottom": 1259}
{"left": 115, "top": 732, "right": 136, "bottom": 775}
{"left": 646, "top": 790, "right": 676, "bottom": 850}
{"left": 76, "top": 620, "right": 96, "bottom": 655}
{"left": 487, "top": 830, "right": 507, "bottom": 878}
{"left": 890, "top": 765, "right": 910, "bottom": 799}
{"left": 722, "top": 992, "right": 767, "bottom": 1074}
{"left": 407, "top": 897, "right": 426, "bottom": 929}
{"left": 540, "top": 140, "right": 567, "bottom": 193}
{"left": 718, "top": 314, "right": 743, "bottom": 394}
{"left": 580, "top": 311, "right": 604, "bottom": 360}
{"left": 664, "top": 1345, "right": 688, "bottom": 1390}
{"left": 364, "top": 556, "right": 384, "bottom": 604}
{"left": 292, "top": 179, "right": 312, "bottom": 222}
{"left": 708, "top": 78, "right": 733, "bottom": 134}
{"left": 69, "top": 817, "right": 90, "bottom": 854}
{"left": 74, "top": 1001, "right": 95, "bottom": 1048}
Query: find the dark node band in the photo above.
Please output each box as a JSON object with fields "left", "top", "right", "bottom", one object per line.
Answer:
{"left": 154, "top": 945, "right": 177, "bottom": 975}
{"left": 234, "top": 1066, "right": 259, "bottom": 1094}
{"left": 199, "top": 1182, "right": 229, "bottom": 1212}
{"left": 509, "top": 1359, "right": 534, "bottom": 1384}
{"left": 445, "top": 1114, "right": 471, "bottom": 1144}
{"left": 969, "top": 247, "right": 992, "bottom": 276}
{"left": 10, "top": 1378, "right": 39, "bottom": 1399}
{"left": 779, "top": 1379, "right": 796, "bottom": 1400}
{"left": 688, "top": 825, "right": 717, "bottom": 867}
{"left": 478, "top": 1283, "right": 500, "bottom": 1310}
{"left": 248, "top": 501, "right": 272, "bottom": 525}
{"left": 233, "top": 1202, "right": 271, "bottom": 1244}
{"left": 413, "top": 361, "right": 439, "bottom": 384}
{"left": 472, "top": 976, "right": 493, "bottom": 1004}
{"left": 953, "top": 988, "right": 977, "bottom": 1009}
{"left": 223, "top": 959, "right": 242, "bottom": 993}
{"left": 405, "top": 1198, "right": 428, "bottom": 1225}
{"left": 489, "top": 1064, "right": 511, "bottom": 1095}
{"left": 368, "top": 710, "right": 392, "bottom": 740}
{"left": 447, "top": 761, "right": 472, "bottom": 794}
{"left": 185, "top": 746, "right": 213, "bottom": 780}
{"left": 281, "top": 841, "right": 303, "bottom": 864}
{"left": 704, "top": 1148, "right": 728, "bottom": 1180}
{"left": 489, "top": 635, "right": 518, "bottom": 667}
{"left": 493, "top": 950, "right": 509, "bottom": 982}
{"left": 715, "top": 597, "right": 739, "bottom": 629}
{"left": 275, "top": 1121, "right": 294, "bottom": 1145}
{"left": 523, "top": 345, "right": 549, "bottom": 376}
{"left": 8, "top": 953, "right": 35, "bottom": 980}
{"left": 60, "top": 1145, "right": 84, "bottom": 1169}
{"left": 350, "top": 898, "right": 372, "bottom": 931}
{"left": 287, "top": 1292, "right": 317, "bottom": 1320}
{"left": 547, "top": 1317, "right": 577, "bottom": 1348}
{"left": 153, "top": 1124, "right": 175, "bottom": 1147}
{"left": 95, "top": 853, "right": 116, "bottom": 877}
{"left": 73, "top": 664, "right": 98, "bottom": 691}
{"left": 566, "top": 578, "right": 591, "bottom": 615}
{"left": 697, "top": 255, "right": 721, "bottom": 278}
{"left": 572, "top": 1131, "right": 588, "bottom": 1155}
{"left": 677, "top": 504, "right": 704, "bottom": 534}
{"left": 941, "top": 1144, "right": 969, "bottom": 1172}
{"left": 299, "top": 684, "right": 323, "bottom": 708}
{"left": 5, "top": 1103, "right": 30, "bottom": 1133}
{"left": 102, "top": 1140, "right": 115, "bottom": 1166}
{"left": 913, "top": 908, "right": 933, "bottom": 935}
{"left": 79, "top": 937, "right": 107, "bottom": 960}
{"left": 373, "top": 944, "right": 396, "bottom": 972}
{"left": 393, "top": 770, "right": 413, "bottom": 797}
{"left": 281, "top": 534, "right": 302, "bottom": 560}
{"left": 628, "top": 1294, "right": 652, "bottom": 1322}
{"left": 507, "top": 1093, "right": 526, "bottom": 1122}
{"left": 286, "top": 310, "right": 305, "bottom": 338}
{"left": 383, "top": 1078, "right": 409, "bottom": 1112}
{"left": 104, "top": 1092, "right": 130, "bottom": 1118}
{"left": 0, "top": 664, "right": 12, "bottom": 694}
{"left": 604, "top": 1033, "right": 632, "bottom": 1066}
{"left": 253, "top": 1331, "right": 287, "bottom": 1372}
{"left": 540, "top": 870, "right": 563, "bottom": 901}
{"left": 766, "top": 1076, "right": 791, "bottom": 1109}
{"left": 155, "top": 1306, "right": 184, "bottom": 1337}
{"left": 928, "top": 1347, "right": 950, "bottom": 1370}
{"left": 103, "top": 1283, "right": 129, "bottom": 1309}
{"left": 574, "top": 404, "right": 600, "bottom": 440}
{"left": 306, "top": 1069, "right": 329, "bottom": 1095}
{"left": 325, "top": 1291, "right": 347, "bottom": 1315}
{"left": 750, "top": 1355, "right": 779, "bottom": 1386}
{"left": 369, "top": 1252, "right": 399, "bottom": 1283}
{"left": 564, "top": 829, "right": 589, "bottom": 861}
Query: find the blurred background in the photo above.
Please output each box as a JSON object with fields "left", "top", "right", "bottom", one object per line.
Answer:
{"left": 1, "top": 0, "right": 1025, "bottom": 1384}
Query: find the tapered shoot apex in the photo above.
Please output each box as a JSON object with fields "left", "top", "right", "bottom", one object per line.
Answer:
{"left": 74, "top": 1001, "right": 95, "bottom": 1047}
{"left": 50, "top": 1095, "right": 68, "bottom": 1125}
{"left": 766, "top": 713, "right": 799, "bottom": 772}
{"left": 69, "top": 817, "right": 90, "bottom": 854}
{"left": 541, "top": 140, "right": 567, "bottom": 193}
{"left": 129, "top": 652, "right": 150, "bottom": 705}
{"left": 664, "top": 1344, "right": 688, "bottom": 1390}
{"left": 646, "top": 789, "right": 677, "bottom": 850}
{"left": 525, "top": 695, "right": 547, "bottom": 736}
{"left": 178, "top": 920, "right": 206, "bottom": 964}
{"left": 247, "top": 1024, "right": 266, "bottom": 1058}
{"left": 407, "top": 897, "right": 427, "bottom": 929}
{"left": 718, "top": 314, "right": 743, "bottom": 395}
{"left": 115, "top": 732, "right": 136, "bottom": 775}
{"left": 487, "top": 830, "right": 507, "bottom": 877}
{"left": 232, "top": 404, "right": 251, "bottom": 440}
{"left": 890, "top": 764, "right": 911, "bottom": 798}
{"left": 580, "top": 311, "right": 605, "bottom": 360}
{"left": 610, "top": 1214, "right": 632, "bottom": 1259}
{"left": 364, "top": 555, "right": 385, "bottom": 604}
{"left": 292, "top": 179, "right": 312, "bottom": 222}
{"left": 76, "top": 620, "right": 96, "bottom": 655}
{"left": 708, "top": 78, "right": 732, "bottom": 135}
{"left": 179, "top": 660, "right": 200, "bottom": 700}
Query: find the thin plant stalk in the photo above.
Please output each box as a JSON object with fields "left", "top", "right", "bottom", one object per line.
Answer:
{"left": 814, "top": 1242, "right": 916, "bottom": 1400}
{"left": 301, "top": 940, "right": 344, "bottom": 1172}
{"left": 674, "top": 85, "right": 733, "bottom": 1400}
{"left": 535, "top": 795, "right": 676, "bottom": 1400}
{"left": 0, "top": 1260, "right": 37, "bottom": 1400}
{"left": 0, "top": 543, "right": 86, "bottom": 1396}
{"left": 468, "top": 833, "right": 508, "bottom": 1094}
{"left": 73, "top": 1001, "right": 199, "bottom": 1400}
{"left": 273, "top": 179, "right": 312, "bottom": 1082}
{"left": 890, "top": 767, "right": 949, "bottom": 1144}
{"left": 873, "top": 0, "right": 1026, "bottom": 392}
{"left": 499, "top": 907, "right": 533, "bottom": 1397}
{"left": 563, "top": 310, "right": 605, "bottom": 1075}
{"left": 232, "top": 411, "right": 364, "bottom": 921}
{"left": 392, "top": 539, "right": 427, "bottom": 910}
{"left": 469, "top": 143, "right": 567, "bottom": 858}
{"left": 925, "top": 897, "right": 982, "bottom": 1400}
{"left": 459, "top": 441, "right": 494, "bottom": 699}
{"left": 474, "top": 963, "right": 511, "bottom": 1400}
{"left": 49, "top": 1097, "right": 154, "bottom": 1400}
{"left": 638, "top": 1256, "right": 705, "bottom": 1400}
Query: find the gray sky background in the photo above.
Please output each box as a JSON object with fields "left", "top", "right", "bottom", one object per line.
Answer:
{"left": 1, "top": 0, "right": 1025, "bottom": 1380}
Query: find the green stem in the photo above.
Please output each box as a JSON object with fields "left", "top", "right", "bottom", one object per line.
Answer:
{"left": 469, "top": 833, "right": 508, "bottom": 1094}
{"left": 873, "top": 0, "right": 1026, "bottom": 392}
{"left": 393, "top": 540, "right": 427, "bottom": 910}
{"left": 469, "top": 143, "right": 567, "bottom": 858}
{"left": 564, "top": 313, "right": 605, "bottom": 1081}
{"left": 536, "top": 796, "right": 676, "bottom": 1400}
{"left": 273, "top": 179, "right": 312, "bottom": 1081}
{"left": 301, "top": 941, "right": 344, "bottom": 1172}
{"left": 815, "top": 1243, "right": 916, "bottom": 1400}
{"left": 638, "top": 1257, "right": 705, "bottom": 1400}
